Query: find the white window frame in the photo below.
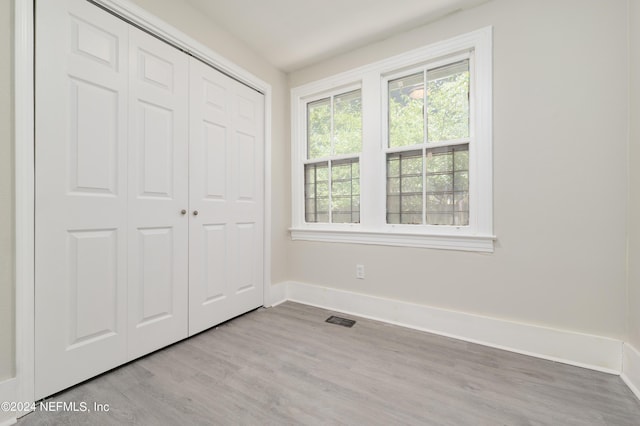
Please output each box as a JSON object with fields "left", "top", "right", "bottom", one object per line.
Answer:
{"left": 290, "top": 27, "right": 494, "bottom": 252}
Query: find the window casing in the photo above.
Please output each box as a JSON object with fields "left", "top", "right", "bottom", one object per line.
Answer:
{"left": 290, "top": 27, "right": 494, "bottom": 252}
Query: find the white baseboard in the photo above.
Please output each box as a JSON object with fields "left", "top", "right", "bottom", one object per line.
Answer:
{"left": 270, "top": 281, "right": 623, "bottom": 375}
{"left": 0, "top": 378, "right": 17, "bottom": 425}
{"left": 266, "top": 282, "right": 288, "bottom": 307}
{"left": 622, "top": 343, "right": 640, "bottom": 400}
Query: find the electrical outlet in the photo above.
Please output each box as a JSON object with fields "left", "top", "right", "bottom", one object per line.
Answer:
{"left": 356, "top": 264, "right": 365, "bottom": 279}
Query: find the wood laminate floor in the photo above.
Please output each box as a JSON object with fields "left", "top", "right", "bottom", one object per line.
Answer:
{"left": 18, "top": 302, "right": 640, "bottom": 425}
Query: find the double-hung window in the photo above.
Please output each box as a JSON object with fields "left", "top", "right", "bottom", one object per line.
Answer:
{"left": 386, "top": 60, "right": 471, "bottom": 226}
{"left": 291, "top": 27, "right": 494, "bottom": 252}
{"left": 305, "top": 89, "right": 362, "bottom": 223}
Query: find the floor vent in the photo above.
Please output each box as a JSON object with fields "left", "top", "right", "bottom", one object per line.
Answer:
{"left": 325, "top": 316, "right": 356, "bottom": 328}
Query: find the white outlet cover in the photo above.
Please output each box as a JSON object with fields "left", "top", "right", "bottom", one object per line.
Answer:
{"left": 356, "top": 264, "right": 365, "bottom": 279}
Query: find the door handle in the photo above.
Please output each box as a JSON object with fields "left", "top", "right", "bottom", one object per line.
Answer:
{"left": 181, "top": 209, "right": 187, "bottom": 215}
{"left": 193, "top": 210, "right": 199, "bottom": 216}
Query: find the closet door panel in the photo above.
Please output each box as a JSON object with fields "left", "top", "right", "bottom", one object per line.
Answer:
{"left": 35, "top": 0, "right": 129, "bottom": 400}
{"left": 36, "top": 0, "right": 266, "bottom": 400}
{"left": 127, "top": 27, "right": 189, "bottom": 359}
{"left": 188, "top": 58, "right": 265, "bottom": 335}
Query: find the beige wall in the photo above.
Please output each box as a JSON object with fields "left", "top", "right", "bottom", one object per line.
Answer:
{"left": 0, "top": 0, "right": 15, "bottom": 381}
{"left": 628, "top": 0, "right": 640, "bottom": 349}
{"left": 287, "top": 0, "right": 630, "bottom": 338}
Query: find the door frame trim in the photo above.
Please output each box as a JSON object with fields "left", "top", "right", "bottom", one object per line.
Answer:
{"left": 15, "top": 0, "right": 35, "bottom": 410}
{"left": 15, "top": 0, "right": 273, "bottom": 407}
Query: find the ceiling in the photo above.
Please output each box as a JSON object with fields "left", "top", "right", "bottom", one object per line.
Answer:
{"left": 184, "top": 0, "right": 488, "bottom": 72}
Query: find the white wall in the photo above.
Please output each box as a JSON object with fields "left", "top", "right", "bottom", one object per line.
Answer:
{"left": 628, "top": 0, "right": 640, "bottom": 349}
{"left": 0, "top": 0, "right": 15, "bottom": 382}
{"left": 287, "top": 0, "right": 629, "bottom": 338}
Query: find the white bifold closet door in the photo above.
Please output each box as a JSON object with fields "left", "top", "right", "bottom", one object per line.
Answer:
{"left": 126, "top": 23, "right": 190, "bottom": 359}
{"left": 35, "top": 0, "right": 264, "bottom": 400}
{"left": 35, "top": 0, "right": 131, "bottom": 400}
{"left": 188, "top": 59, "right": 265, "bottom": 336}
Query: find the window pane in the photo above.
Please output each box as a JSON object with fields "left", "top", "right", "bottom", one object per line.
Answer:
{"left": 454, "top": 212, "right": 469, "bottom": 226}
{"left": 334, "top": 90, "right": 362, "bottom": 155}
{"left": 426, "top": 193, "right": 453, "bottom": 213}
{"left": 454, "top": 149, "right": 469, "bottom": 171}
{"left": 401, "top": 176, "right": 422, "bottom": 193}
{"left": 427, "top": 60, "right": 470, "bottom": 142}
{"left": 305, "top": 162, "right": 329, "bottom": 222}
{"left": 454, "top": 191, "right": 469, "bottom": 214}
{"left": 387, "top": 177, "right": 400, "bottom": 194}
{"left": 401, "top": 194, "right": 422, "bottom": 213}
{"left": 386, "top": 150, "right": 423, "bottom": 224}
{"left": 426, "top": 174, "right": 452, "bottom": 193}
{"left": 387, "top": 195, "right": 400, "bottom": 213}
{"left": 387, "top": 155, "right": 400, "bottom": 177}
{"left": 425, "top": 145, "right": 469, "bottom": 226}
{"left": 426, "top": 149, "right": 453, "bottom": 173}
{"left": 331, "top": 159, "right": 360, "bottom": 223}
{"left": 307, "top": 98, "right": 331, "bottom": 159}
{"left": 389, "top": 73, "right": 424, "bottom": 148}
{"left": 401, "top": 153, "right": 423, "bottom": 175}
{"left": 426, "top": 213, "right": 454, "bottom": 226}
{"left": 454, "top": 171, "right": 468, "bottom": 191}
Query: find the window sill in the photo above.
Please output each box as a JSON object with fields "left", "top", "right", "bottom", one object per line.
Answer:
{"left": 289, "top": 228, "right": 496, "bottom": 253}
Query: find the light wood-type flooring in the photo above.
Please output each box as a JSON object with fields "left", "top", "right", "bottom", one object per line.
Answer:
{"left": 18, "top": 302, "right": 640, "bottom": 425}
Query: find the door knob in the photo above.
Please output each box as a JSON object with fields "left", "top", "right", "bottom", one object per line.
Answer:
{"left": 181, "top": 209, "right": 187, "bottom": 215}
{"left": 193, "top": 210, "right": 199, "bottom": 216}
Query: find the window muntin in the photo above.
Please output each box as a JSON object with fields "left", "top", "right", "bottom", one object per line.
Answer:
{"left": 305, "top": 89, "right": 362, "bottom": 223}
{"left": 386, "top": 60, "right": 470, "bottom": 226}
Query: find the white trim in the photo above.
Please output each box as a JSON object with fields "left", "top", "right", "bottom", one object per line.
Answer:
{"left": 290, "top": 228, "right": 495, "bottom": 252}
{"left": 263, "top": 87, "right": 273, "bottom": 311}
{"left": 271, "top": 281, "right": 623, "bottom": 374}
{"left": 14, "top": 0, "right": 35, "bottom": 411}
{"left": 290, "top": 27, "right": 493, "bottom": 251}
{"left": 622, "top": 343, "right": 640, "bottom": 401}
{"left": 292, "top": 27, "right": 491, "bottom": 98}
{"left": 383, "top": 138, "right": 472, "bottom": 153}
{"left": 90, "top": 0, "right": 269, "bottom": 93}
{"left": 266, "top": 283, "right": 288, "bottom": 307}
{"left": 301, "top": 83, "right": 362, "bottom": 104}
{"left": 17, "top": 0, "right": 272, "bottom": 407}
{"left": 0, "top": 378, "right": 17, "bottom": 425}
